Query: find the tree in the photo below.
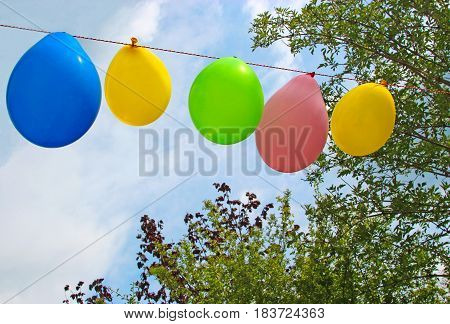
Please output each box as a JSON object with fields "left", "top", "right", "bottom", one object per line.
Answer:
{"left": 64, "top": 183, "right": 447, "bottom": 304}
{"left": 249, "top": 0, "right": 449, "bottom": 302}
{"left": 64, "top": 183, "right": 298, "bottom": 304}
{"left": 64, "top": 0, "right": 449, "bottom": 303}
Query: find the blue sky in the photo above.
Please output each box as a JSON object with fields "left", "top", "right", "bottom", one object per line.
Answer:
{"left": 0, "top": 0, "right": 338, "bottom": 303}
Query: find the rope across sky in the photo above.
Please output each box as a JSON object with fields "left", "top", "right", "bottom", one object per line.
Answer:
{"left": 1, "top": 23, "right": 448, "bottom": 95}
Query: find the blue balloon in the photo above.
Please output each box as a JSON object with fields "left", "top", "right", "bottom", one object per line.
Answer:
{"left": 6, "top": 32, "right": 101, "bottom": 148}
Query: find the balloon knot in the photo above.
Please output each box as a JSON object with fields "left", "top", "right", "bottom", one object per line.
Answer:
{"left": 380, "top": 79, "right": 388, "bottom": 87}
{"left": 131, "top": 37, "right": 138, "bottom": 47}
{"left": 307, "top": 72, "right": 315, "bottom": 78}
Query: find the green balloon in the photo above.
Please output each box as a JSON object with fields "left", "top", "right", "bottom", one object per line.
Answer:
{"left": 189, "top": 57, "right": 264, "bottom": 145}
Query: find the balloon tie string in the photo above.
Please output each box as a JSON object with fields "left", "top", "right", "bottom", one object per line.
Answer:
{"left": 0, "top": 23, "right": 448, "bottom": 95}
{"left": 130, "top": 37, "right": 138, "bottom": 47}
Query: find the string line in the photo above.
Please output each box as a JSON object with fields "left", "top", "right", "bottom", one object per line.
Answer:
{"left": 1, "top": 23, "right": 448, "bottom": 95}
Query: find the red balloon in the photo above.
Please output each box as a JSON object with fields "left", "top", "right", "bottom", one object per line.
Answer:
{"left": 256, "top": 74, "right": 328, "bottom": 173}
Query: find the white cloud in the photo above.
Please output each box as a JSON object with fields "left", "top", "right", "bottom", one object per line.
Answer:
{"left": 0, "top": 0, "right": 169, "bottom": 303}
{"left": 99, "top": 0, "right": 165, "bottom": 43}
{"left": 0, "top": 145, "right": 130, "bottom": 303}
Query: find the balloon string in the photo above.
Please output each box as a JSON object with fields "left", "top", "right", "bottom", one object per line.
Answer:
{"left": 1, "top": 23, "right": 448, "bottom": 95}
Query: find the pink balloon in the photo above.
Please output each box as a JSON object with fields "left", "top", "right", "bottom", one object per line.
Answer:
{"left": 256, "top": 74, "right": 328, "bottom": 173}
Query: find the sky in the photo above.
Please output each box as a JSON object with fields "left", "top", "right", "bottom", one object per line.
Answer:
{"left": 0, "top": 0, "right": 326, "bottom": 303}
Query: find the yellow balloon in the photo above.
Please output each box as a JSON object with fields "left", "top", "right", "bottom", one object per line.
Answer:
{"left": 331, "top": 83, "right": 396, "bottom": 156}
{"left": 105, "top": 45, "right": 171, "bottom": 126}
